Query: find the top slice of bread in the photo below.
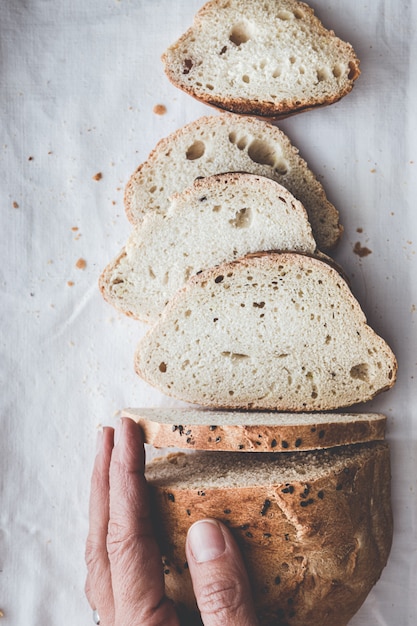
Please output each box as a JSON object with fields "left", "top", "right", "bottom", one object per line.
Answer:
{"left": 125, "top": 114, "right": 342, "bottom": 250}
{"left": 135, "top": 252, "right": 397, "bottom": 411}
{"left": 162, "top": 0, "right": 360, "bottom": 119}
{"left": 122, "top": 407, "right": 387, "bottom": 452}
{"left": 101, "top": 173, "right": 316, "bottom": 323}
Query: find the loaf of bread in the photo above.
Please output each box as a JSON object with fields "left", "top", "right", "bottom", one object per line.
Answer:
{"left": 122, "top": 407, "right": 386, "bottom": 452}
{"left": 101, "top": 173, "right": 316, "bottom": 323}
{"left": 145, "top": 441, "right": 392, "bottom": 626}
{"left": 135, "top": 252, "right": 397, "bottom": 411}
{"left": 162, "top": 0, "right": 360, "bottom": 119}
{"left": 124, "top": 114, "right": 342, "bottom": 250}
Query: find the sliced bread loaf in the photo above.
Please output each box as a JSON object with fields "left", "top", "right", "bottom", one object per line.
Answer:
{"left": 146, "top": 441, "right": 392, "bottom": 626}
{"left": 125, "top": 114, "right": 342, "bottom": 250}
{"left": 101, "top": 173, "right": 316, "bottom": 323}
{"left": 162, "top": 0, "right": 360, "bottom": 119}
{"left": 135, "top": 252, "right": 397, "bottom": 411}
{"left": 122, "top": 407, "right": 386, "bottom": 452}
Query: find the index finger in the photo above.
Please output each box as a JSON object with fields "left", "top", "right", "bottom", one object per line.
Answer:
{"left": 107, "top": 417, "right": 179, "bottom": 626}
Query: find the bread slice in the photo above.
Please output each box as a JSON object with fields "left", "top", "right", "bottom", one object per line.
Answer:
{"left": 124, "top": 114, "right": 342, "bottom": 250}
{"left": 101, "top": 173, "right": 316, "bottom": 323}
{"left": 162, "top": 0, "right": 360, "bottom": 119}
{"left": 122, "top": 407, "right": 386, "bottom": 452}
{"left": 135, "top": 252, "right": 397, "bottom": 411}
{"left": 146, "top": 441, "right": 392, "bottom": 626}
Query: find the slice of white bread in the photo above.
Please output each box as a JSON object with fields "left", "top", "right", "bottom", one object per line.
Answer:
{"left": 145, "top": 441, "right": 392, "bottom": 626}
{"left": 135, "top": 252, "right": 397, "bottom": 411}
{"left": 125, "top": 114, "right": 342, "bottom": 250}
{"left": 122, "top": 407, "right": 386, "bottom": 452}
{"left": 101, "top": 173, "right": 316, "bottom": 323}
{"left": 162, "top": 0, "right": 360, "bottom": 119}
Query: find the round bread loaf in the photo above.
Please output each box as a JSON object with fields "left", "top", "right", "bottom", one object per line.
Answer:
{"left": 146, "top": 442, "right": 392, "bottom": 626}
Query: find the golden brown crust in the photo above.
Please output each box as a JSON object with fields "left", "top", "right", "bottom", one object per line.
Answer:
{"left": 147, "top": 443, "right": 392, "bottom": 626}
{"left": 122, "top": 408, "right": 386, "bottom": 452}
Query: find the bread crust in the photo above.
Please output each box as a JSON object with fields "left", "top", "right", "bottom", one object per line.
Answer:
{"left": 146, "top": 442, "right": 392, "bottom": 626}
{"left": 122, "top": 408, "right": 386, "bottom": 452}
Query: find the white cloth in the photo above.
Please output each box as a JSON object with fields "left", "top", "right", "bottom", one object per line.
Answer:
{"left": 1, "top": 1, "right": 416, "bottom": 624}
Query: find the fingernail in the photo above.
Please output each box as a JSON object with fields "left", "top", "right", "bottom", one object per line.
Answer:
{"left": 188, "top": 520, "right": 226, "bottom": 563}
{"left": 95, "top": 429, "right": 103, "bottom": 454}
{"left": 114, "top": 418, "right": 123, "bottom": 447}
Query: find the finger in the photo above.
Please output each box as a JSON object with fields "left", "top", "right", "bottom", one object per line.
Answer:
{"left": 186, "top": 519, "right": 259, "bottom": 626}
{"left": 107, "top": 417, "right": 179, "bottom": 626}
{"left": 85, "top": 427, "right": 116, "bottom": 625}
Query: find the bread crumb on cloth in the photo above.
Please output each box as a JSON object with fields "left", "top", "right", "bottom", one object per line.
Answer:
{"left": 75, "top": 258, "right": 87, "bottom": 270}
{"left": 153, "top": 104, "right": 167, "bottom": 115}
{"left": 92, "top": 172, "right": 102, "bottom": 181}
{"left": 353, "top": 242, "right": 372, "bottom": 257}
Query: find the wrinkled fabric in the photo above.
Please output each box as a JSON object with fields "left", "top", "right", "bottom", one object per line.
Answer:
{"left": 0, "top": 1, "right": 416, "bottom": 624}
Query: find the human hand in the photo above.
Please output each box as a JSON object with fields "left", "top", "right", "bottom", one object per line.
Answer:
{"left": 85, "top": 417, "right": 259, "bottom": 626}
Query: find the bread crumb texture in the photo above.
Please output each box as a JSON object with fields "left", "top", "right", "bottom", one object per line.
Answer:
{"left": 92, "top": 172, "right": 102, "bottom": 181}
{"left": 162, "top": 0, "right": 360, "bottom": 118}
{"left": 146, "top": 442, "right": 392, "bottom": 626}
{"left": 135, "top": 253, "right": 397, "bottom": 411}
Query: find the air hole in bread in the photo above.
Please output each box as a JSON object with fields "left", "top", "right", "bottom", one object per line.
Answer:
{"left": 229, "top": 207, "right": 252, "bottom": 228}
{"left": 333, "top": 63, "right": 343, "bottom": 78}
{"left": 221, "top": 351, "right": 250, "bottom": 361}
{"left": 242, "top": 74, "right": 250, "bottom": 83}
{"left": 350, "top": 363, "right": 369, "bottom": 382}
{"left": 229, "top": 22, "right": 252, "bottom": 46}
{"left": 317, "top": 68, "right": 331, "bottom": 82}
{"left": 159, "top": 362, "right": 167, "bottom": 373}
{"left": 274, "top": 159, "right": 289, "bottom": 175}
{"left": 186, "top": 140, "right": 205, "bottom": 160}
{"left": 293, "top": 8, "right": 305, "bottom": 19}
{"left": 206, "top": 83, "right": 214, "bottom": 90}
{"left": 237, "top": 137, "right": 248, "bottom": 150}
{"left": 148, "top": 266, "right": 156, "bottom": 279}
{"left": 247, "top": 139, "right": 276, "bottom": 167}
{"left": 277, "top": 10, "right": 293, "bottom": 20}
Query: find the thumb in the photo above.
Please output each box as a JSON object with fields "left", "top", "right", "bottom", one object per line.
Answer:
{"left": 186, "top": 519, "right": 259, "bottom": 626}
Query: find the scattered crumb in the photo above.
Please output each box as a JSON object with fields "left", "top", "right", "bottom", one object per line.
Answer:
{"left": 71, "top": 226, "right": 79, "bottom": 232}
{"left": 67, "top": 281, "right": 74, "bottom": 287}
{"left": 370, "top": 168, "right": 376, "bottom": 173}
{"left": 0, "top": 609, "right": 4, "bottom": 617}
{"left": 411, "top": 304, "right": 416, "bottom": 313}
{"left": 356, "top": 227, "right": 363, "bottom": 233}
{"left": 28, "top": 156, "right": 34, "bottom": 161}
{"left": 153, "top": 103, "right": 167, "bottom": 115}
{"left": 48, "top": 151, "right": 53, "bottom": 155}
{"left": 92, "top": 172, "right": 102, "bottom": 181}
{"left": 353, "top": 242, "right": 372, "bottom": 257}
{"left": 75, "top": 258, "right": 87, "bottom": 270}
{"left": 112, "top": 200, "right": 116, "bottom": 205}
{"left": 13, "top": 201, "right": 19, "bottom": 208}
